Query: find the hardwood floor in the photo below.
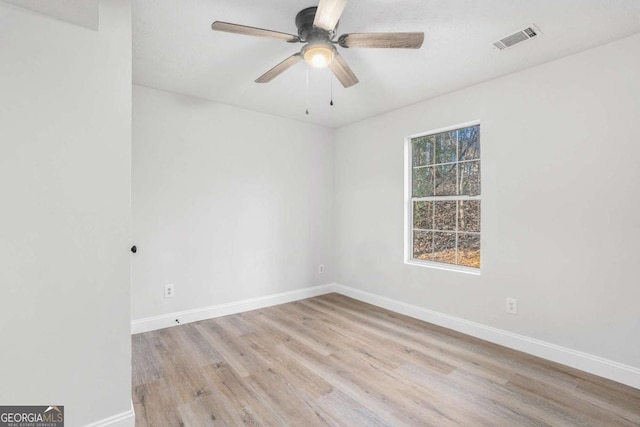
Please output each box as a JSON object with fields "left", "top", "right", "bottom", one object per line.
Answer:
{"left": 132, "top": 294, "right": 640, "bottom": 426}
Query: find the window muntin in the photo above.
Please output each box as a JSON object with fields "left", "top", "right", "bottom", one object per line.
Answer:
{"left": 409, "top": 124, "right": 480, "bottom": 269}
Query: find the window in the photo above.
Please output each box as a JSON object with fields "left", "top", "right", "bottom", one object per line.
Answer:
{"left": 406, "top": 122, "right": 481, "bottom": 271}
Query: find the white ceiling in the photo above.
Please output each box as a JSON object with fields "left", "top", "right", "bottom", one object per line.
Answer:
{"left": 133, "top": 0, "right": 640, "bottom": 128}
{"left": 1, "top": 0, "right": 98, "bottom": 30}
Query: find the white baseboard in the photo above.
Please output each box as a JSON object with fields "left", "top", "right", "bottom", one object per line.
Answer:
{"left": 131, "top": 284, "right": 337, "bottom": 334}
{"left": 130, "top": 282, "right": 640, "bottom": 390}
{"left": 84, "top": 401, "right": 135, "bottom": 427}
{"left": 333, "top": 283, "right": 640, "bottom": 390}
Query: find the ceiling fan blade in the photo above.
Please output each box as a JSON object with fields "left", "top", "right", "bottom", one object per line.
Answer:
{"left": 313, "top": 0, "right": 348, "bottom": 31}
{"left": 255, "top": 53, "right": 303, "bottom": 83}
{"left": 339, "top": 32, "right": 424, "bottom": 49}
{"left": 212, "top": 21, "right": 300, "bottom": 43}
{"left": 329, "top": 53, "right": 359, "bottom": 88}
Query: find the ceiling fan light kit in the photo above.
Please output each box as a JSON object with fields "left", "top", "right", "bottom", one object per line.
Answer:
{"left": 302, "top": 42, "right": 336, "bottom": 68}
{"left": 211, "top": 0, "right": 424, "bottom": 88}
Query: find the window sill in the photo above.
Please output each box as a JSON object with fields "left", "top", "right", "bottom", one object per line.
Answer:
{"left": 405, "top": 259, "right": 481, "bottom": 276}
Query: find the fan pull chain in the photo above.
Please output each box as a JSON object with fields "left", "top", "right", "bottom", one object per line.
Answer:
{"left": 330, "top": 74, "right": 334, "bottom": 106}
{"left": 305, "top": 67, "right": 310, "bottom": 115}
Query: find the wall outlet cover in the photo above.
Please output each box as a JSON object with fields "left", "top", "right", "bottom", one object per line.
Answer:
{"left": 165, "top": 284, "right": 175, "bottom": 298}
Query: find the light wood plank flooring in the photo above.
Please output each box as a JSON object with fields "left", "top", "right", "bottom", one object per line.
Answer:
{"left": 132, "top": 293, "right": 640, "bottom": 426}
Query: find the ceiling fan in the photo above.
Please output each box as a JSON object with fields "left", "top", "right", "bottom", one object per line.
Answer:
{"left": 211, "top": 0, "right": 424, "bottom": 88}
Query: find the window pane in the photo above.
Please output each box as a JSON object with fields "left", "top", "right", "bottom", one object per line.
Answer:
{"left": 459, "top": 161, "right": 480, "bottom": 195}
{"left": 458, "top": 125, "right": 480, "bottom": 161}
{"left": 412, "top": 139, "right": 426, "bottom": 167}
{"left": 413, "top": 201, "right": 433, "bottom": 230}
{"left": 435, "top": 131, "right": 457, "bottom": 164}
{"left": 459, "top": 200, "right": 480, "bottom": 232}
{"left": 434, "top": 201, "right": 456, "bottom": 231}
{"left": 432, "top": 232, "right": 456, "bottom": 265}
{"left": 435, "top": 164, "right": 457, "bottom": 196}
{"left": 412, "top": 136, "right": 435, "bottom": 166}
{"left": 458, "top": 233, "right": 480, "bottom": 267}
{"left": 412, "top": 167, "right": 434, "bottom": 197}
{"left": 413, "top": 230, "right": 433, "bottom": 260}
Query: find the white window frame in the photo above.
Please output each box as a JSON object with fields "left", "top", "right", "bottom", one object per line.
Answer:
{"left": 404, "top": 120, "right": 481, "bottom": 275}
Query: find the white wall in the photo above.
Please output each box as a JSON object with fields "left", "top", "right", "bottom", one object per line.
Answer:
{"left": 0, "top": 0, "right": 99, "bottom": 30}
{"left": 132, "top": 86, "right": 334, "bottom": 321}
{"left": 0, "top": 1, "right": 132, "bottom": 426}
{"left": 334, "top": 33, "right": 640, "bottom": 368}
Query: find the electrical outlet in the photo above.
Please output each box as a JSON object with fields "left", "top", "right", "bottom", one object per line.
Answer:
{"left": 506, "top": 298, "right": 518, "bottom": 314}
{"left": 318, "top": 264, "right": 325, "bottom": 274}
{"left": 164, "top": 284, "right": 175, "bottom": 298}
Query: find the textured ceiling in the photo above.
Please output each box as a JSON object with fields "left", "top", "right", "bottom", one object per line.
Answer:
{"left": 1, "top": 0, "right": 98, "bottom": 30}
{"left": 133, "top": 0, "right": 640, "bottom": 128}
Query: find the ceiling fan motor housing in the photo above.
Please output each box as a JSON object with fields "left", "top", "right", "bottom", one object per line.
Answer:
{"left": 295, "top": 7, "right": 337, "bottom": 42}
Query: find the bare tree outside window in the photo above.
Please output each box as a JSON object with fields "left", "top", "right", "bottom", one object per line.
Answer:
{"left": 409, "top": 124, "right": 480, "bottom": 268}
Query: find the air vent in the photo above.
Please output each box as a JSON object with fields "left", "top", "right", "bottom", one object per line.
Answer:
{"left": 492, "top": 25, "right": 541, "bottom": 51}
